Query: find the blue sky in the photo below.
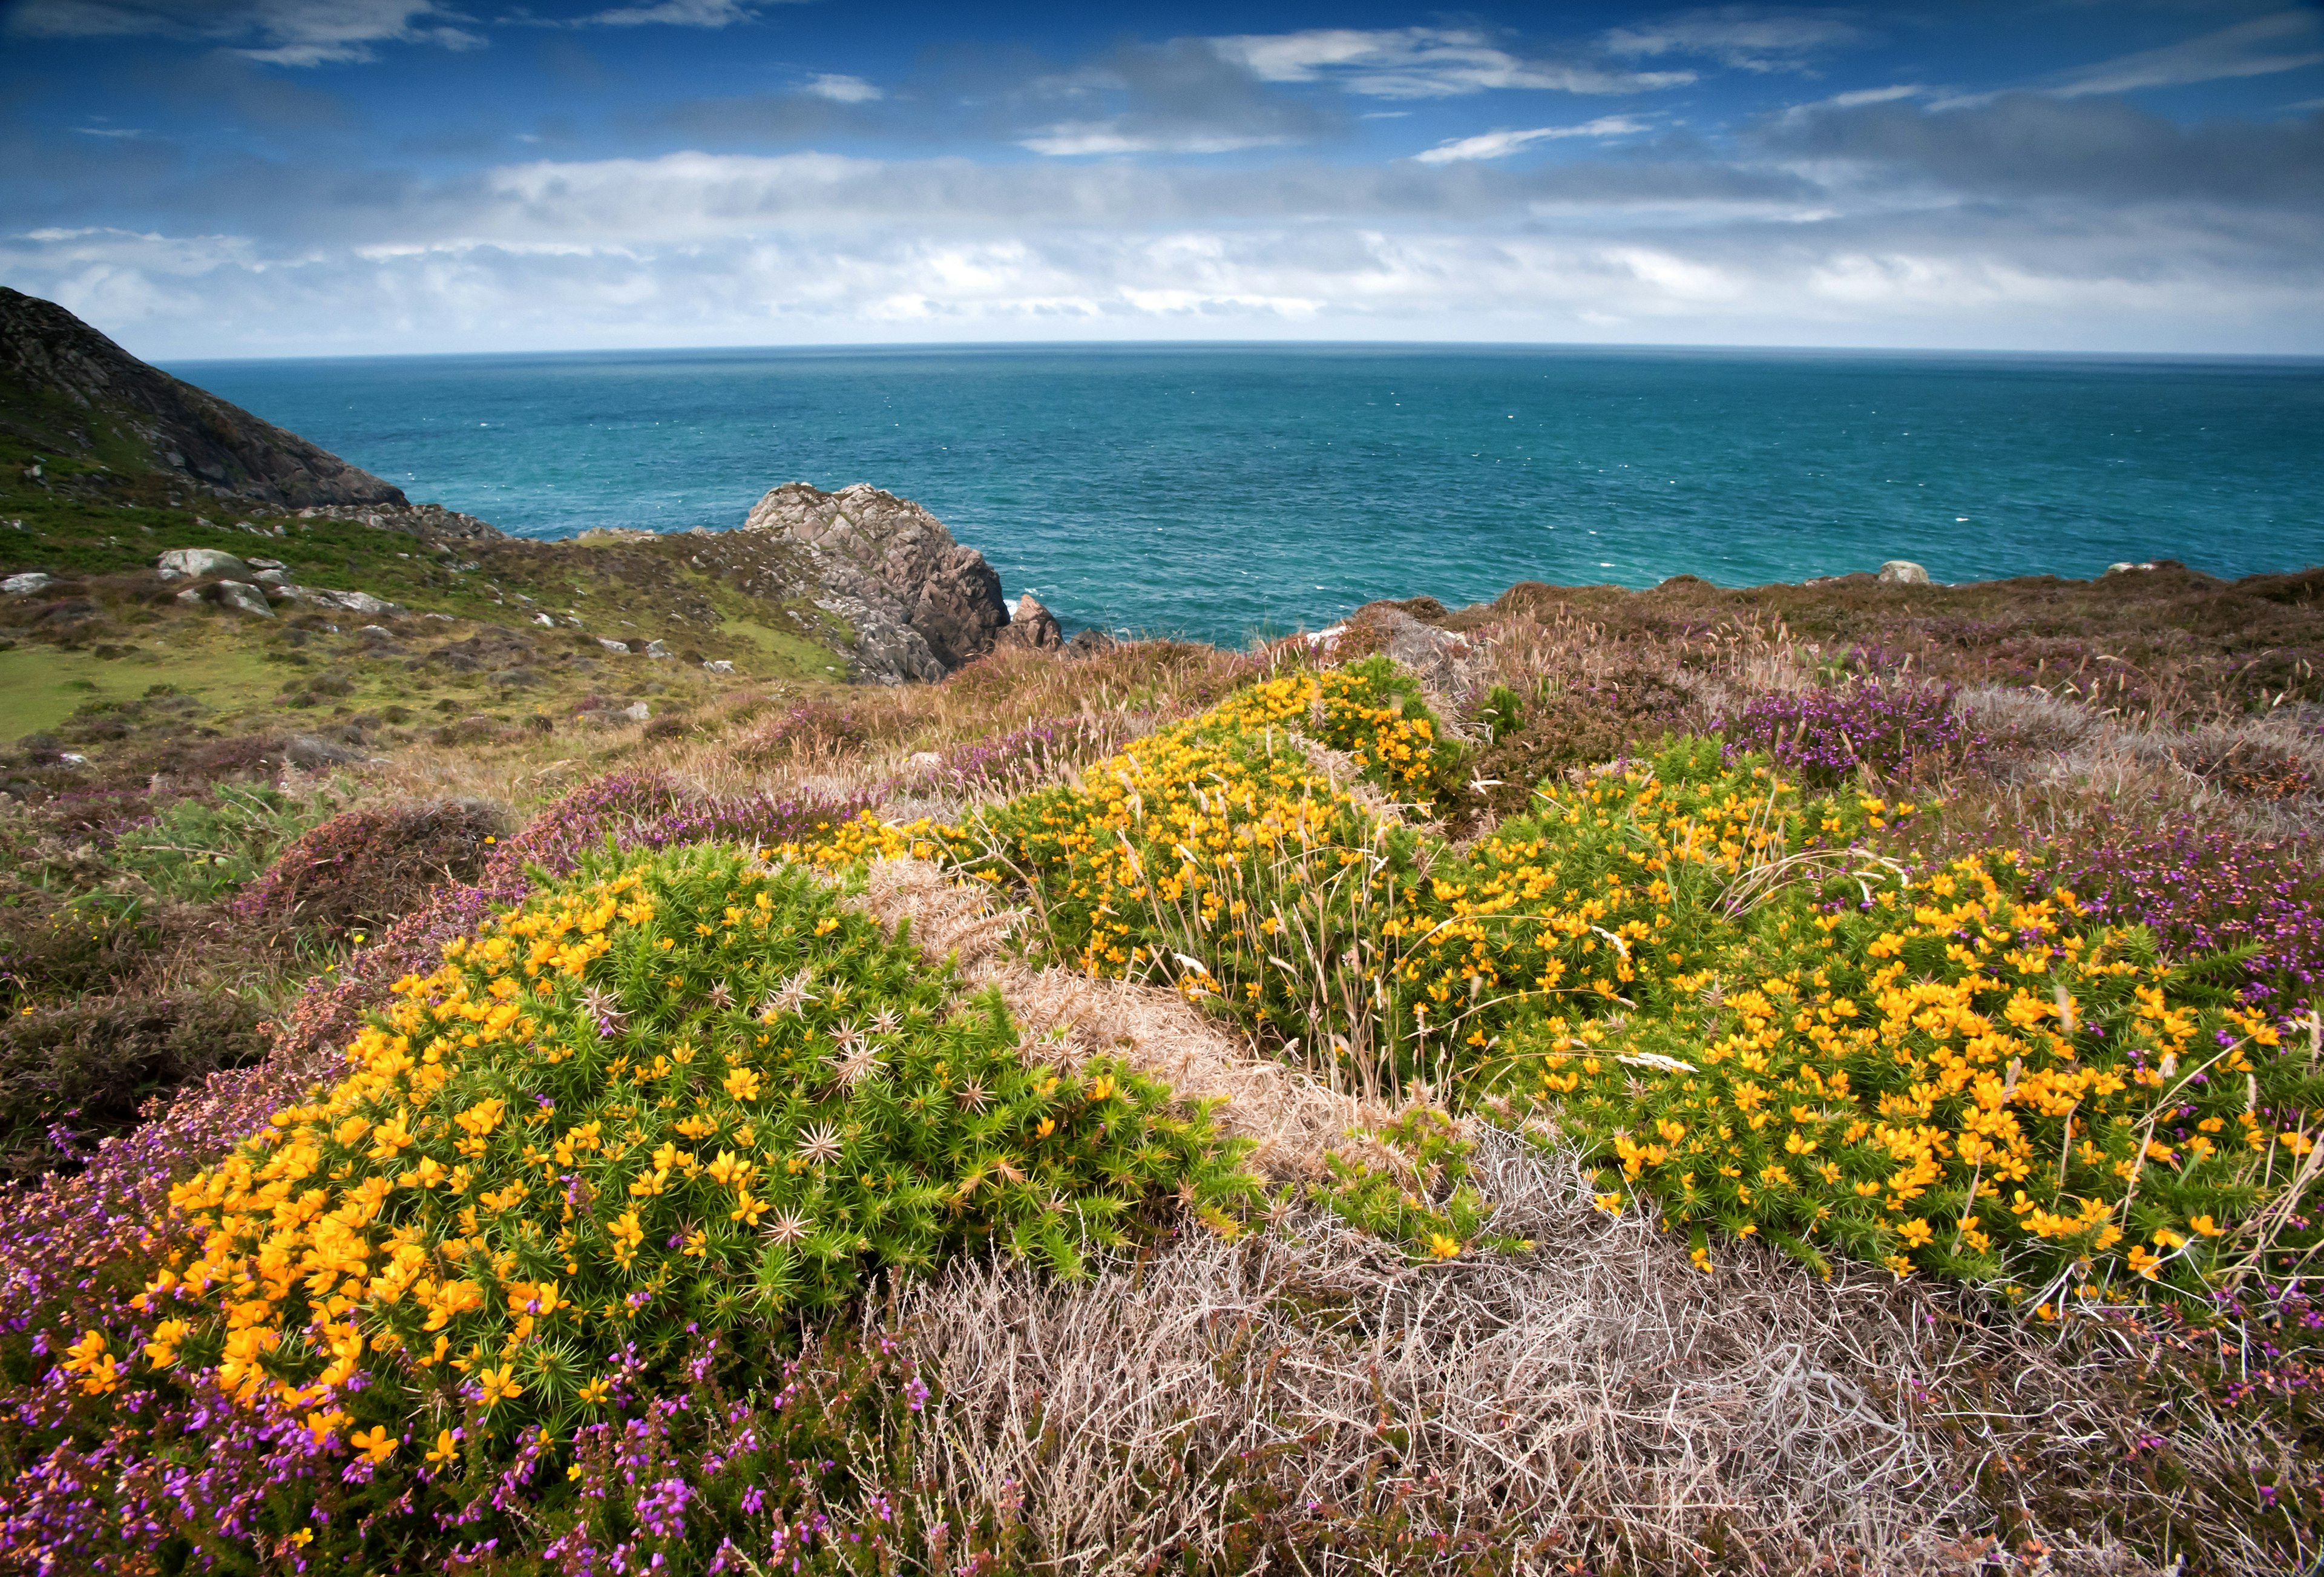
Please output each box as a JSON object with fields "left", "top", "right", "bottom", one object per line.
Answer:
{"left": 5, "top": 1, "right": 2322, "bottom": 356}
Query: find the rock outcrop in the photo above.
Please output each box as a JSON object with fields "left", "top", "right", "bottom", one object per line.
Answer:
{"left": 0, "top": 288, "right": 407, "bottom": 507}
{"left": 1877, "top": 559, "right": 1931, "bottom": 585}
{"left": 740, "top": 482, "right": 1010, "bottom": 682}
{"left": 996, "top": 592, "right": 1063, "bottom": 651}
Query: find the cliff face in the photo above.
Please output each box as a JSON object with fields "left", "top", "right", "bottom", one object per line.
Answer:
{"left": 740, "top": 481, "right": 1011, "bottom": 680}
{"left": 0, "top": 288, "right": 406, "bottom": 507}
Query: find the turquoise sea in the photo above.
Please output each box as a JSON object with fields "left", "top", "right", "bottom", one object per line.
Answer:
{"left": 171, "top": 345, "right": 2324, "bottom": 647}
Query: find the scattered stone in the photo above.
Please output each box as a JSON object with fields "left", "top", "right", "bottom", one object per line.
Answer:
{"left": 1877, "top": 560, "right": 1931, "bottom": 585}
{"left": 622, "top": 702, "right": 651, "bottom": 722}
{"left": 157, "top": 547, "right": 252, "bottom": 582}
{"left": 252, "top": 568, "right": 289, "bottom": 585}
{"left": 644, "top": 639, "right": 673, "bottom": 659}
{"left": 702, "top": 659, "right": 735, "bottom": 674}
{"left": 2, "top": 571, "right": 57, "bottom": 596}
{"left": 596, "top": 637, "right": 631, "bottom": 654}
{"left": 995, "top": 591, "right": 1063, "bottom": 651}
{"left": 533, "top": 613, "right": 556, "bottom": 627}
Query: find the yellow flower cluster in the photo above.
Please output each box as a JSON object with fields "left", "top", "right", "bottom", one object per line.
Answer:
{"left": 1523, "top": 832, "right": 2312, "bottom": 1303}
{"left": 135, "top": 874, "right": 645, "bottom": 1427}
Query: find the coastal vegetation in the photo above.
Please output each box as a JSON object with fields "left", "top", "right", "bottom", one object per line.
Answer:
{"left": 4, "top": 562, "right": 2323, "bottom": 1574}
{"left": 7, "top": 288, "right": 2324, "bottom": 1573}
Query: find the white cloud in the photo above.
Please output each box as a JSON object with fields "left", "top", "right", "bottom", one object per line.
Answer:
{"left": 1414, "top": 116, "right": 1651, "bottom": 163}
{"left": 1210, "top": 27, "right": 1692, "bottom": 98}
{"left": 2051, "top": 11, "right": 2324, "bottom": 98}
{"left": 1603, "top": 7, "right": 1867, "bottom": 73}
{"left": 803, "top": 73, "right": 881, "bottom": 104}
{"left": 7, "top": 0, "right": 483, "bottom": 63}
{"left": 1019, "top": 122, "right": 1297, "bottom": 157}
{"left": 574, "top": 0, "right": 760, "bottom": 28}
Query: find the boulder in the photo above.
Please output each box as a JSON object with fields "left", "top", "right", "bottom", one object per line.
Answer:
{"left": 995, "top": 592, "right": 1063, "bottom": 651}
{"left": 157, "top": 547, "right": 252, "bottom": 582}
{"left": 702, "top": 659, "right": 735, "bottom": 674}
{"left": 644, "top": 639, "right": 673, "bottom": 659}
{"left": 1065, "top": 627, "right": 1116, "bottom": 657}
{"left": 597, "top": 637, "right": 631, "bottom": 654}
{"left": 277, "top": 585, "right": 397, "bottom": 616}
{"left": 741, "top": 481, "right": 1008, "bottom": 673}
{"left": 2, "top": 571, "right": 57, "bottom": 597}
{"left": 213, "top": 580, "right": 274, "bottom": 617}
{"left": 1876, "top": 560, "right": 1931, "bottom": 585}
{"left": 622, "top": 702, "right": 651, "bottom": 723}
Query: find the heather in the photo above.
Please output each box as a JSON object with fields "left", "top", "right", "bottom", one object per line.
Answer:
{"left": 5, "top": 567, "right": 2324, "bottom": 1573}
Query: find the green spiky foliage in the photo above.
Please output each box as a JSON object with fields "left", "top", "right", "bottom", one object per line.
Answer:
{"left": 131, "top": 841, "right": 1260, "bottom": 1468}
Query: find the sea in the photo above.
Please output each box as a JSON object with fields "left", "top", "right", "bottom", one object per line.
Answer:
{"left": 171, "top": 344, "right": 2324, "bottom": 648}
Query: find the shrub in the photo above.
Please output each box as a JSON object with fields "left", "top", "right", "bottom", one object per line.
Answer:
{"left": 1492, "top": 765, "right": 2323, "bottom": 1310}
{"left": 2030, "top": 823, "right": 2324, "bottom": 1026}
{"left": 54, "top": 843, "right": 1252, "bottom": 1555}
{"left": 1724, "top": 679, "right": 1982, "bottom": 787}
{"left": 0, "top": 992, "right": 268, "bottom": 1180}
{"left": 231, "top": 798, "right": 508, "bottom": 945}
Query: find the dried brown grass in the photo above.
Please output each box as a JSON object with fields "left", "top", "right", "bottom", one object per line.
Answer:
{"left": 861, "top": 1128, "right": 2259, "bottom": 1575}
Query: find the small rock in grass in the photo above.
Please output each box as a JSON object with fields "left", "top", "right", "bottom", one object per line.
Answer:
{"left": 597, "top": 637, "right": 631, "bottom": 654}
{"left": 644, "top": 639, "right": 674, "bottom": 659}
{"left": 623, "top": 701, "right": 651, "bottom": 722}
{"left": 1, "top": 572, "right": 57, "bottom": 597}
{"left": 703, "top": 659, "right": 735, "bottom": 674}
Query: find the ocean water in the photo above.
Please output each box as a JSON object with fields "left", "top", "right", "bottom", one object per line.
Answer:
{"left": 172, "top": 345, "right": 2324, "bottom": 647}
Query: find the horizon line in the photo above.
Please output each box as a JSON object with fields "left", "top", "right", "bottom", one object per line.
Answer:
{"left": 159, "top": 335, "right": 2324, "bottom": 368}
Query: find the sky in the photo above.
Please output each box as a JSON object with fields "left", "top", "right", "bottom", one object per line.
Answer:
{"left": 4, "top": 0, "right": 2322, "bottom": 357}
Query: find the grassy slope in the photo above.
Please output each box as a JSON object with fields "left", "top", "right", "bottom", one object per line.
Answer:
{"left": 0, "top": 409, "right": 874, "bottom": 775}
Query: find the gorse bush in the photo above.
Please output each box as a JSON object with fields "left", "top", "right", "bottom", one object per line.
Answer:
{"left": 1486, "top": 748, "right": 2324, "bottom": 1309}
{"left": 45, "top": 843, "right": 1252, "bottom": 1562}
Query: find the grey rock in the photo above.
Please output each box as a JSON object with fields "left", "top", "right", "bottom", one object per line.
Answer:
{"left": 246, "top": 556, "right": 284, "bottom": 570}
{"left": 157, "top": 547, "right": 252, "bottom": 582}
{"left": 2105, "top": 561, "right": 2158, "bottom": 576}
{"left": 622, "top": 701, "right": 652, "bottom": 722}
{"left": 1876, "top": 559, "right": 1931, "bottom": 585}
{"left": 212, "top": 580, "right": 274, "bottom": 617}
{"left": 995, "top": 591, "right": 1063, "bottom": 651}
{"left": 2, "top": 571, "right": 58, "bottom": 596}
{"left": 252, "top": 568, "right": 288, "bottom": 585}
{"left": 702, "top": 659, "right": 735, "bottom": 674}
{"left": 1064, "top": 627, "right": 1116, "bottom": 657}
{"left": 644, "top": 639, "right": 673, "bottom": 659}
{"left": 596, "top": 637, "right": 631, "bottom": 654}
{"left": 533, "top": 613, "right": 556, "bottom": 627}
{"left": 741, "top": 481, "right": 1008, "bottom": 675}
{"left": 284, "top": 734, "right": 360, "bottom": 768}
{"left": 279, "top": 585, "right": 396, "bottom": 616}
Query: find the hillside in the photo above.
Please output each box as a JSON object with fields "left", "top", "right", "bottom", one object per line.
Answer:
{"left": 0, "top": 291, "right": 1053, "bottom": 783}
